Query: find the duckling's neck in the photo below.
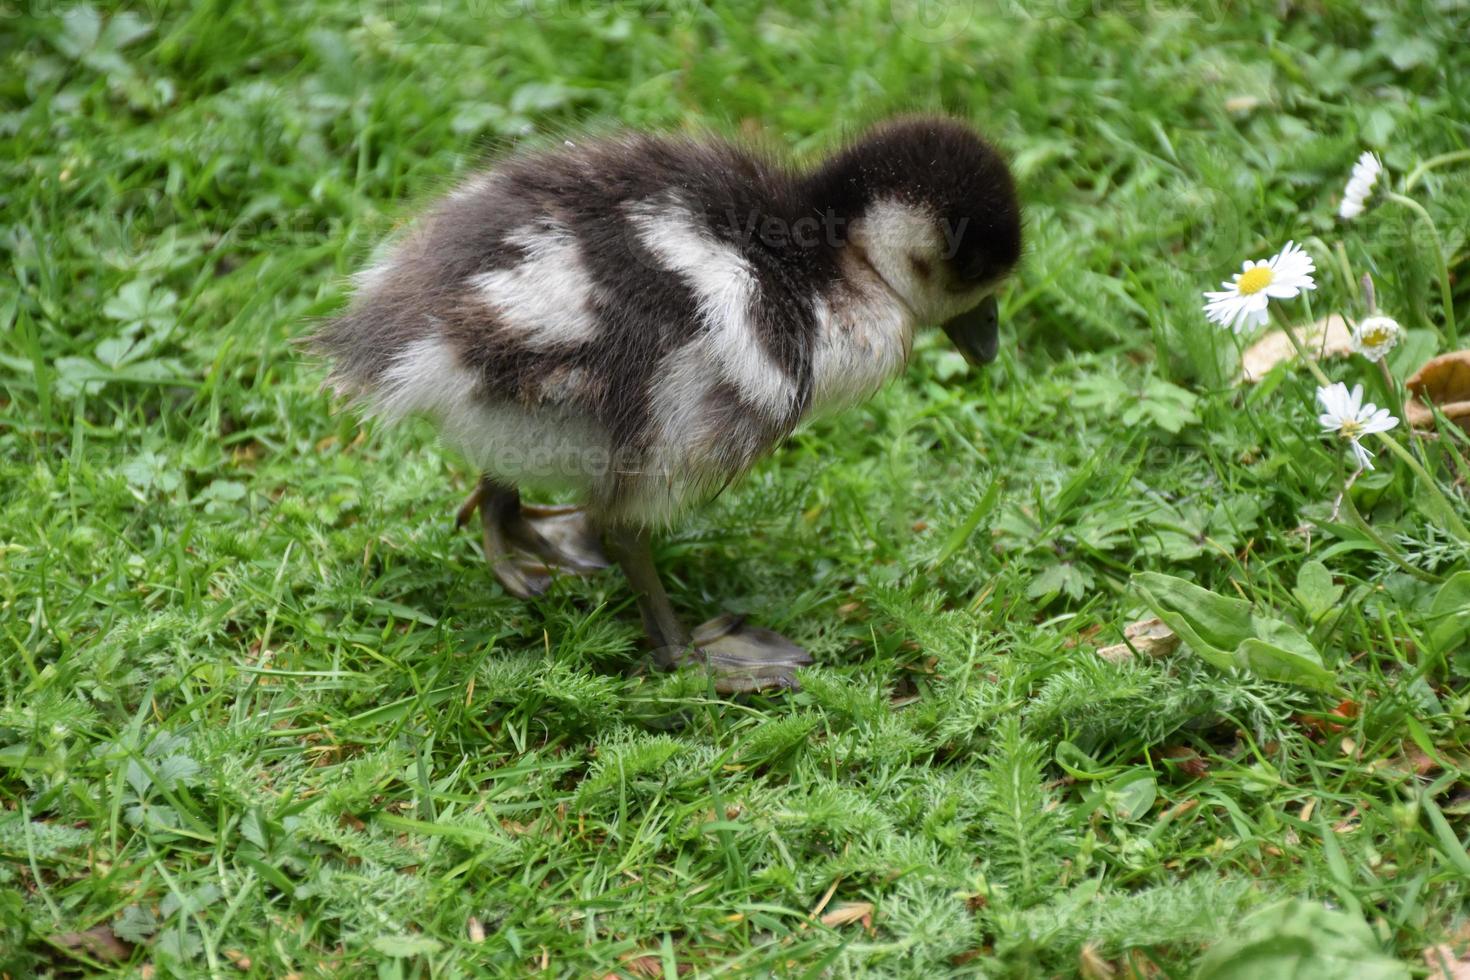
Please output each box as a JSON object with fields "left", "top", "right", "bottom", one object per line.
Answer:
{"left": 807, "top": 244, "right": 916, "bottom": 416}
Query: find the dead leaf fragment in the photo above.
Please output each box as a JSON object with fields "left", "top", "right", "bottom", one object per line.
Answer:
{"left": 1080, "top": 942, "right": 1118, "bottom": 980}
{"left": 1298, "top": 698, "right": 1360, "bottom": 736}
{"left": 1096, "top": 617, "right": 1179, "bottom": 664}
{"left": 820, "top": 902, "right": 875, "bottom": 930}
{"left": 1407, "top": 351, "right": 1470, "bottom": 433}
{"left": 1425, "top": 943, "right": 1470, "bottom": 980}
{"left": 51, "top": 925, "right": 133, "bottom": 963}
{"left": 617, "top": 955, "right": 662, "bottom": 978}
{"left": 1237, "top": 315, "right": 1354, "bottom": 383}
{"left": 1159, "top": 745, "right": 1209, "bottom": 778}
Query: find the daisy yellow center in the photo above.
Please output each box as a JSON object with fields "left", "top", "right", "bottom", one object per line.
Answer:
{"left": 1236, "top": 266, "right": 1273, "bottom": 295}
{"left": 1338, "top": 419, "right": 1363, "bottom": 440}
{"left": 1362, "top": 326, "right": 1392, "bottom": 347}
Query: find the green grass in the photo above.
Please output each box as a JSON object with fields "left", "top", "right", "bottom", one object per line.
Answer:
{"left": 4, "top": 0, "right": 1470, "bottom": 975}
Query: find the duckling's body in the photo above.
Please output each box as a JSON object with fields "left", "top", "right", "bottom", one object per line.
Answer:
{"left": 316, "top": 117, "right": 1021, "bottom": 691}
{"left": 323, "top": 134, "right": 923, "bottom": 524}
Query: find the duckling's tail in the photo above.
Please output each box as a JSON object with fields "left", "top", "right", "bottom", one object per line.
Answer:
{"left": 302, "top": 305, "right": 389, "bottom": 399}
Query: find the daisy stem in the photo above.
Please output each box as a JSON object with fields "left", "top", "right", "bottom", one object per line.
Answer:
{"left": 1331, "top": 241, "right": 1357, "bottom": 303}
{"left": 1375, "top": 432, "right": 1470, "bottom": 544}
{"left": 1275, "top": 310, "right": 1334, "bottom": 388}
{"left": 1334, "top": 489, "right": 1443, "bottom": 584}
{"left": 1377, "top": 357, "right": 1405, "bottom": 431}
{"left": 1384, "top": 192, "right": 1458, "bottom": 347}
{"left": 1404, "top": 149, "right": 1470, "bottom": 193}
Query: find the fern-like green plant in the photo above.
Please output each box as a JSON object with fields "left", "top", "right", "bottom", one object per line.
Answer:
{"left": 976, "top": 717, "right": 1075, "bottom": 909}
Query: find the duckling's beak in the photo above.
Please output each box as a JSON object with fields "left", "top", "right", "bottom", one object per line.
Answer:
{"left": 940, "top": 294, "right": 1000, "bottom": 366}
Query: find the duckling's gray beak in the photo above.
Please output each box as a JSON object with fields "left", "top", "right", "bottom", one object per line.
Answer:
{"left": 940, "top": 294, "right": 1000, "bottom": 366}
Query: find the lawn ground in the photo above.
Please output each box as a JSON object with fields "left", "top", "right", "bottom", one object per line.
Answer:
{"left": 3, "top": 0, "right": 1470, "bottom": 975}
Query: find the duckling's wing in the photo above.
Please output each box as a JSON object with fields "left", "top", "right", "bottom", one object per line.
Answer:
{"left": 311, "top": 134, "right": 826, "bottom": 523}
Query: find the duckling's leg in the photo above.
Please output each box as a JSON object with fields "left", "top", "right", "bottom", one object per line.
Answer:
{"left": 603, "top": 526, "right": 811, "bottom": 694}
{"left": 455, "top": 477, "right": 608, "bottom": 598}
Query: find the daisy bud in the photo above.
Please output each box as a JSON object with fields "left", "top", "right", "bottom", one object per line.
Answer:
{"left": 1350, "top": 315, "right": 1402, "bottom": 363}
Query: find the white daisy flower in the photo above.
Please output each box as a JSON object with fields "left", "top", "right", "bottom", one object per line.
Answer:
{"left": 1350, "top": 314, "right": 1402, "bottom": 363}
{"left": 1338, "top": 151, "right": 1382, "bottom": 220}
{"left": 1316, "top": 381, "right": 1398, "bottom": 470}
{"left": 1202, "top": 240, "right": 1317, "bottom": 333}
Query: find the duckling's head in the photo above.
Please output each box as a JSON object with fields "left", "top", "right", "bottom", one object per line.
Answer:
{"left": 806, "top": 116, "right": 1023, "bottom": 364}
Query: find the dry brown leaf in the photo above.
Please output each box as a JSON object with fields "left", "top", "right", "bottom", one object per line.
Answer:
{"left": 1407, "top": 351, "right": 1470, "bottom": 433}
{"left": 1397, "top": 743, "right": 1438, "bottom": 777}
{"left": 51, "top": 925, "right": 133, "bottom": 963}
{"left": 1238, "top": 315, "right": 1354, "bottom": 383}
{"left": 1424, "top": 944, "right": 1470, "bottom": 980}
{"left": 1064, "top": 623, "right": 1104, "bottom": 650}
{"left": 1159, "top": 745, "right": 1209, "bottom": 778}
{"left": 1298, "top": 698, "right": 1360, "bottom": 736}
{"left": 1096, "top": 617, "right": 1179, "bottom": 664}
{"left": 1079, "top": 942, "right": 1117, "bottom": 979}
{"left": 1158, "top": 798, "right": 1200, "bottom": 824}
{"left": 819, "top": 902, "right": 875, "bottom": 929}
{"left": 618, "top": 956, "right": 662, "bottom": 978}
{"left": 808, "top": 876, "right": 842, "bottom": 922}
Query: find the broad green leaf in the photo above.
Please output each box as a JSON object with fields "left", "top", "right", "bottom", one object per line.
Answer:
{"left": 103, "top": 279, "right": 176, "bottom": 332}
{"left": 111, "top": 904, "right": 159, "bottom": 944}
{"left": 1101, "top": 770, "right": 1157, "bottom": 821}
{"left": 1207, "top": 496, "right": 1262, "bottom": 547}
{"left": 1427, "top": 571, "right": 1470, "bottom": 656}
{"left": 1139, "top": 378, "right": 1200, "bottom": 433}
{"left": 1292, "top": 560, "right": 1343, "bottom": 621}
{"left": 1236, "top": 638, "right": 1338, "bottom": 693}
{"left": 53, "top": 356, "right": 106, "bottom": 397}
{"left": 1026, "top": 562, "right": 1093, "bottom": 604}
{"left": 1135, "top": 576, "right": 1336, "bottom": 690}
{"left": 1250, "top": 616, "right": 1328, "bottom": 663}
{"left": 1135, "top": 582, "right": 1235, "bottom": 671}
{"left": 94, "top": 336, "right": 136, "bottom": 369}
{"left": 1237, "top": 617, "right": 1337, "bottom": 692}
{"left": 1388, "top": 329, "right": 1440, "bottom": 381}
{"left": 1133, "top": 572, "right": 1253, "bottom": 651}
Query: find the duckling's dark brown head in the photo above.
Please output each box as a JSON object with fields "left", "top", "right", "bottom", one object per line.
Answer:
{"left": 803, "top": 116, "right": 1022, "bottom": 364}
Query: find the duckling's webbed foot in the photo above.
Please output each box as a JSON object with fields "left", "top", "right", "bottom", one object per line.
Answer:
{"left": 455, "top": 477, "right": 609, "bottom": 599}
{"left": 691, "top": 613, "right": 813, "bottom": 694}
{"left": 604, "top": 527, "right": 811, "bottom": 694}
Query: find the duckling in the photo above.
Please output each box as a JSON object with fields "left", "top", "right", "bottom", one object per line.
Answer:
{"left": 313, "top": 115, "right": 1022, "bottom": 693}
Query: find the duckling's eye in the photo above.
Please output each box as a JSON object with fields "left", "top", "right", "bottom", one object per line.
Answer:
{"left": 957, "top": 252, "right": 989, "bottom": 283}
{"left": 908, "top": 255, "right": 932, "bottom": 280}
